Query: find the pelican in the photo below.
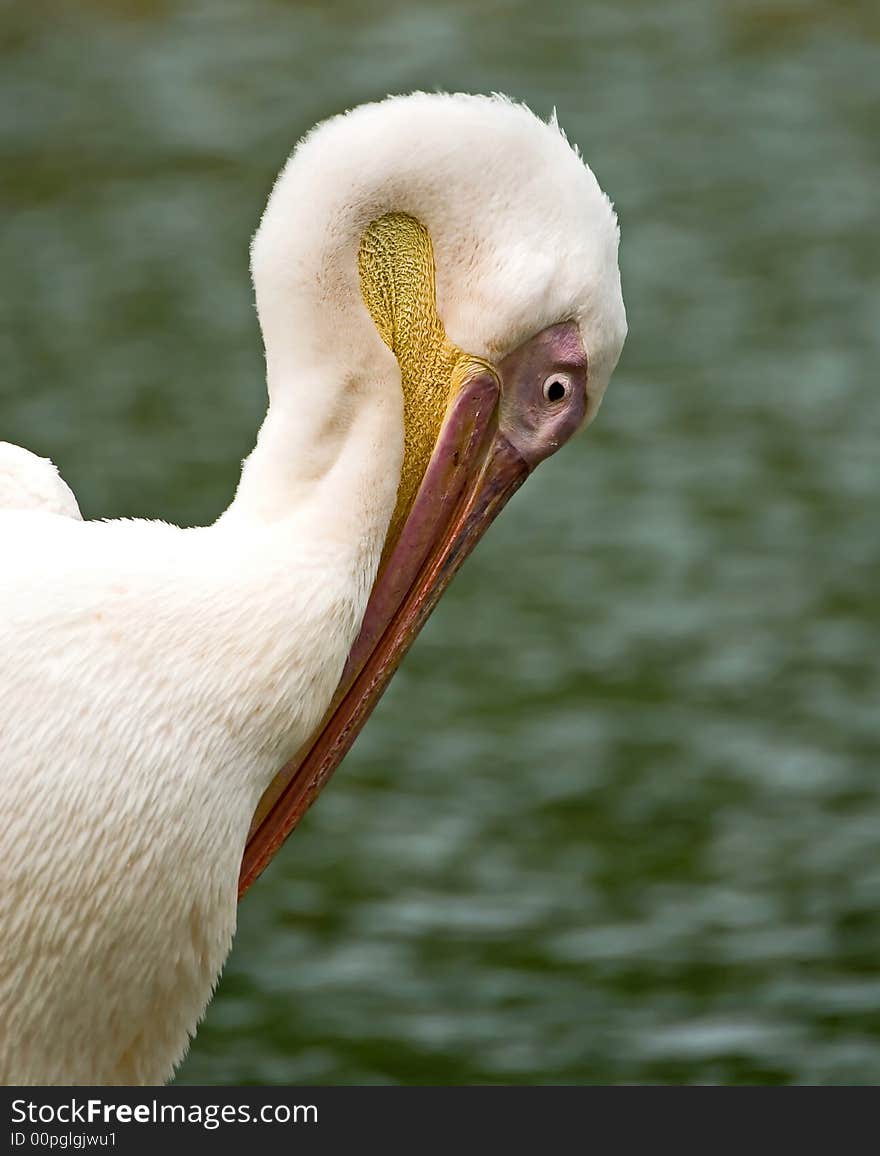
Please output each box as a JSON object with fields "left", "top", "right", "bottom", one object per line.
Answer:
{"left": 0, "top": 92, "right": 626, "bottom": 1085}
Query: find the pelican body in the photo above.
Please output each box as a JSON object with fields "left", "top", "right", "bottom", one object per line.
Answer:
{"left": 0, "top": 92, "right": 625, "bottom": 1084}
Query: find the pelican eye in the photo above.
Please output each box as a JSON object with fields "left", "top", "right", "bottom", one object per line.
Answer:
{"left": 542, "top": 373, "right": 572, "bottom": 404}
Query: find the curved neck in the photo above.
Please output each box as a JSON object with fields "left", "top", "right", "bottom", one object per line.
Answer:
{"left": 219, "top": 130, "right": 439, "bottom": 555}
{"left": 220, "top": 346, "right": 403, "bottom": 579}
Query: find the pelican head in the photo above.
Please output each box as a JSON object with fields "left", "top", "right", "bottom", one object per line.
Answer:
{"left": 240, "top": 92, "right": 626, "bottom": 889}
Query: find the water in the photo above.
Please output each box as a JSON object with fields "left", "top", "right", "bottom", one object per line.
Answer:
{"left": 2, "top": 1, "right": 878, "bottom": 1085}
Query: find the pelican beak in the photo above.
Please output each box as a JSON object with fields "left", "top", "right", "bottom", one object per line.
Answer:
{"left": 239, "top": 320, "right": 588, "bottom": 897}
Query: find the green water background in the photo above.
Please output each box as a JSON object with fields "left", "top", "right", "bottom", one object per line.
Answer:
{"left": 1, "top": 0, "right": 878, "bottom": 1084}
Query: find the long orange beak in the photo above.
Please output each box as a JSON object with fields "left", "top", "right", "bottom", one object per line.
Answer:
{"left": 239, "top": 321, "right": 588, "bottom": 898}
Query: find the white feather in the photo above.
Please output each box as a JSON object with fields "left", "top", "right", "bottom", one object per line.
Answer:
{"left": 0, "top": 442, "right": 82, "bottom": 519}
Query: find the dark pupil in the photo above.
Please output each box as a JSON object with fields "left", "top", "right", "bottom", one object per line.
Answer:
{"left": 546, "top": 379, "right": 566, "bottom": 402}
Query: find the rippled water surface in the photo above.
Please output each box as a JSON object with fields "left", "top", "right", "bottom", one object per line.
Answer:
{"left": 2, "top": 1, "right": 878, "bottom": 1084}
